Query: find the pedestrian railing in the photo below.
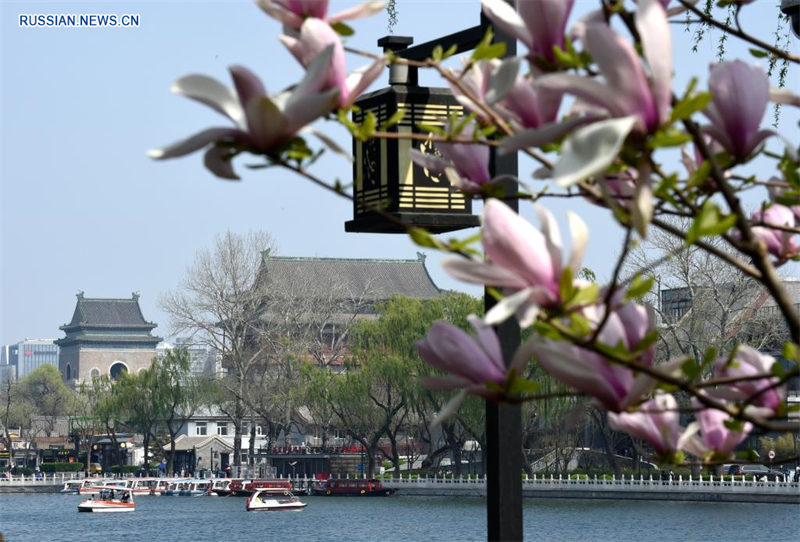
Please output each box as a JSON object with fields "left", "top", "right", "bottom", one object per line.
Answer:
{"left": 0, "top": 472, "right": 82, "bottom": 486}
{"left": 375, "top": 473, "right": 800, "bottom": 495}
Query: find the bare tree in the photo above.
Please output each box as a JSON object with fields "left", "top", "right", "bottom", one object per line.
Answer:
{"left": 624, "top": 218, "right": 789, "bottom": 365}
{"left": 161, "top": 230, "right": 275, "bottom": 467}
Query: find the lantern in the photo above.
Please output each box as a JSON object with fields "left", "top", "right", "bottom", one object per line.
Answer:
{"left": 345, "top": 36, "right": 480, "bottom": 234}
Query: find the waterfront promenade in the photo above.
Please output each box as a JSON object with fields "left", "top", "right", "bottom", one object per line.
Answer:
{"left": 2, "top": 472, "right": 798, "bottom": 504}
{"left": 378, "top": 473, "right": 800, "bottom": 504}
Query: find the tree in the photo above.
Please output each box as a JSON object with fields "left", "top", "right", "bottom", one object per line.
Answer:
{"left": 161, "top": 230, "right": 275, "bottom": 467}
{"left": 17, "top": 365, "right": 76, "bottom": 438}
{"left": 114, "top": 369, "right": 160, "bottom": 471}
{"left": 624, "top": 218, "right": 789, "bottom": 365}
{"left": 0, "top": 373, "right": 31, "bottom": 467}
{"left": 150, "top": 348, "right": 206, "bottom": 475}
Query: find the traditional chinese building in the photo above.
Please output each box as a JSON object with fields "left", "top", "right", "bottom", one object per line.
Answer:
{"left": 56, "top": 292, "right": 161, "bottom": 387}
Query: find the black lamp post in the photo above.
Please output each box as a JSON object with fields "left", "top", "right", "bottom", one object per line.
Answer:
{"left": 345, "top": 10, "right": 522, "bottom": 541}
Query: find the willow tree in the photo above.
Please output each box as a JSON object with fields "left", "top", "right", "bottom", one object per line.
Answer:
{"left": 151, "top": 348, "right": 207, "bottom": 475}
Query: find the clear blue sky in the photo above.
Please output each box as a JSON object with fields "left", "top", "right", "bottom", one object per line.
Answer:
{"left": 1, "top": 0, "right": 797, "bottom": 345}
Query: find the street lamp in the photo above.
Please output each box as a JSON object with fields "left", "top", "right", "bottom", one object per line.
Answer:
{"left": 344, "top": 13, "right": 521, "bottom": 541}
{"left": 344, "top": 36, "right": 480, "bottom": 234}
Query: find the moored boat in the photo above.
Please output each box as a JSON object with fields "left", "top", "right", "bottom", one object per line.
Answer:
{"left": 315, "top": 478, "right": 396, "bottom": 496}
{"left": 77, "top": 487, "right": 135, "bottom": 513}
{"left": 208, "top": 477, "right": 241, "bottom": 496}
{"left": 245, "top": 488, "right": 307, "bottom": 511}
{"left": 60, "top": 478, "right": 106, "bottom": 495}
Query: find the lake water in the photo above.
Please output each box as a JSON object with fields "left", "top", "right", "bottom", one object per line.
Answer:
{"left": 0, "top": 493, "right": 797, "bottom": 542}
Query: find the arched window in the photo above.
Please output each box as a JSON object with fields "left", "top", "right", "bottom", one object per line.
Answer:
{"left": 66, "top": 364, "right": 71, "bottom": 380}
{"left": 90, "top": 368, "right": 100, "bottom": 380}
{"left": 109, "top": 362, "right": 128, "bottom": 380}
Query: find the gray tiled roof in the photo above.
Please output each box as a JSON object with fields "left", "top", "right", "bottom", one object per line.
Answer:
{"left": 61, "top": 292, "right": 156, "bottom": 330}
{"left": 256, "top": 253, "right": 441, "bottom": 302}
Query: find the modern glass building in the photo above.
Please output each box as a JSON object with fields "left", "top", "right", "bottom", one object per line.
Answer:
{"left": 1, "top": 339, "right": 60, "bottom": 380}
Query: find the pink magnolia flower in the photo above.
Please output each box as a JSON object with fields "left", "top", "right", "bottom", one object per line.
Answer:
{"left": 280, "top": 17, "right": 385, "bottom": 108}
{"left": 417, "top": 316, "right": 508, "bottom": 393}
{"left": 256, "top": 0, "right": 385, "bottom": 32}
{"left": 148, "top": 49, "right": 339, "bottom": 179}
{"left": 750, "top": 204, "right": 799, "bottom": 263}
{"left": 448, "top": 58, "right": 563, "bottom": 127}
{"left": 678, "top": 398, "right": 752, "bottom": 457}
{"left": 408, "top": 118, "right": 493, "bottom": 194}
{"left": 608, "top": 393, "right": 682, "bottom": 456}
{"left": 703, "top": 61, "right": 773, "bottom": 160}
{"left": 712, "top": 345, "right": 785, "bottom": 417}
{"left": 537, "top": 0, "right": 672, "bottom": 135}
{"left": 526, "top": 299, "right": 656, "bottom": 412}
{"left": 443, "top": 199, "right": 588, "bottom": 325}
{"left": 481, "top": 0, "right": 574, "bottom": 63}
{"left": 767, "top": 181, "right": 800, "bottom": 223}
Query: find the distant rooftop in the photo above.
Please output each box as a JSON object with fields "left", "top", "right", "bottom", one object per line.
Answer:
{"left": 60, "top": 291, "right": 156, "bottom": 330}
{"left": 255, "top": 252, "right": 441, "bottom": 302}
{"left": 56, "top": 291, "right": 161, "bottom": 347}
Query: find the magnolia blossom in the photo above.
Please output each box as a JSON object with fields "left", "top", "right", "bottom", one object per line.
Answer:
{"left": 712, "top": 346, "right": 785, "bottom": 417}
{"left": 481, "top": 0, "right": 574, "bottom": 63}
{"left": 704, "top": 61, "right": 773, "bottom": 159}
{"left": 526, "top": 299, "right": 656, "bottom": 412}
{"left": 447, "top": 58, "right": 563, "bottom": 128}
{"left": 608, "top": 393, "right": 681, "bottom": 456}
{"left": 678, "top": 398, "right": 752, "bottom": 457}
{"left": 767, "top": 181, "right": 800, "bottom": 223}
{"left": 538, "top": 0, "right": 671, "bottom": 135}
{"left": 408, "top": 118, "right": 493, "bottom": 194}
{"left": 443, "top": 199, "right": 588, "bottom": 325}
{"left": 256, "top": 0, "right": 385, "bottom": 32}
{"left": 148, "top": 49, "right": 339, "bottom": 179}
{"left": 750, "top": 204, "right": 799, "bottom": 263}
{"left": 417, "top": 315, "right": 519, "bottom": 394}
{"left": 280, "top": 17, "right": 385, "bottom": 108}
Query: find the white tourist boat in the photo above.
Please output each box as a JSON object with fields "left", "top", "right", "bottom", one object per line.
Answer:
{"left": 77, "top": 487, "right": 135, "bottom": 513}
{"left": 124, "top": 477, "right": 160, "bottom": 496}
{"left": 245, "top": 488, "right": 307, "bottom": 512}
{"left": 60, "top": 478, "right": 105, "bottom": 495}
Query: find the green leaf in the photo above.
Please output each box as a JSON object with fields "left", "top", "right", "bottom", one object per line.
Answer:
{"left": 569, "top": 283, "right": 599, "bottom": 308}
{"left": 648, "top": 129, "right": 692, "bottom": 149}
{"left": 378, "top": 110, "right": 405, "bottom": 131}
{"left": 626, "top": 274, "right": 655, "bottom": 300}
{"left": 669, "top": 92, "right": 712, "bottom": 123}
{"left": 417, "top": 123, "right": 446, "bottom": 136}
{"left": 782, "top": 341, "right": 800, "bottom": 362}
{"left": 770, "top": 360, "right": 786, "bottom": 378}
{"left": 681, "top": 358, "right": 701, "bottom": 380}
{"left": 687, "top": 161, "right": 712, "bottom": 189}
{"left": 472, "top": 29, "right": 506, "bottom": 60}
{"left": 558, "top": 267, "right": 575, "bottom": 303}
{"left": 508, "top": 377, "right": 540, "bottom": 397}
{"left": 432, "top": 44, "right": 458, "bottom": 61}
{"left": 700, "top": 347, "right": 718, "bottom": 370}
{"left": 748, "top": 48, "right": 768, "bottom": 58}
{"left": 408, "top": 228, "right": 444, "bottom": 249}
{"left": 330, "top": 21, "right": 354, "bottom": 36}
{"left": 686, "top": 201, "right": 738, "bottom": 245}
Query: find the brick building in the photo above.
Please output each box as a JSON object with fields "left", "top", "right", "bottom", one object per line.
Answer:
{"left": 56, "top": 292, "right": 161, "bottom": 387}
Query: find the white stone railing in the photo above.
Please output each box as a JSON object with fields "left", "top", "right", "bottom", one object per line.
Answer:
{"left": 378, "top": 473, "right": 800, "bottom": 495}
{"left": 0, "top": 472, "right": 83, "bottom": 486}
